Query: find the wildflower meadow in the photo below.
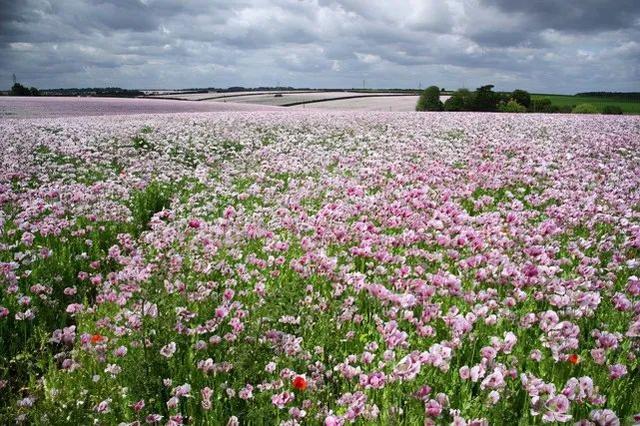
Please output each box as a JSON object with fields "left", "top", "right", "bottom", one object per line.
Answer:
{"left": 1, "top": 111, "right": 639, "bottom": 425}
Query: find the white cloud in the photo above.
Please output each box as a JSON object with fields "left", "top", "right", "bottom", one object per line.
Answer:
{"left": 355, "top": 52, "right": 382, "bottom": 64}
{"left": 9, "top": 42, "right": 34, "bottom": 50}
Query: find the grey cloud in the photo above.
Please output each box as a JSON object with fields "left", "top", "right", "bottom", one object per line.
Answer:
{"left": 469, "top": 30, "right": 544, "bottom": 48}
{"left": 481, "top": 0, "right": 640, "bottom": 33}
{"left": 0, "top": 0, "right": 638, "bottom": 92}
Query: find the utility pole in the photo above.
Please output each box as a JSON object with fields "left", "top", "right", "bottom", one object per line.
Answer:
{"left": 362, "top": 79, "right": 365, "bottom": 90}
{"left": 12, "top": 73, "right": 17, "bottom": 85}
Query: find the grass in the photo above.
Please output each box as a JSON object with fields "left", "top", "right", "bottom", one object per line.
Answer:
{"left": 0, "top": 182, "right": 176, "bottom": 421}
{"left": 531, "top": 94, "right": 640, "bottom": 114}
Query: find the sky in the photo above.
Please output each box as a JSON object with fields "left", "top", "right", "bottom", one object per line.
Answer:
{"left": 1, "top": 0, "right": 639, "bottom": 93}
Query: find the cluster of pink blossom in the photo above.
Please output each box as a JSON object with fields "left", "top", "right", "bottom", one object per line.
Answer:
{"left": 0, "top": 110, "right": 639, "bottom": 424}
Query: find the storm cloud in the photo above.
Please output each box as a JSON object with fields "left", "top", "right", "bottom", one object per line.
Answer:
{"left": 1, "top": 0, "right": 638, "bottom": 92}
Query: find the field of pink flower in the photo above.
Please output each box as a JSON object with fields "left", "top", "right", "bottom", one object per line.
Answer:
{"left": 1, "top": 111, "right": 639, "bottom": 425}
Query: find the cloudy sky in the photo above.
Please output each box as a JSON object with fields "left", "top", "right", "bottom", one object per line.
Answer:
{"left": 1, "top": 0, "right": 639, "bottom": 93}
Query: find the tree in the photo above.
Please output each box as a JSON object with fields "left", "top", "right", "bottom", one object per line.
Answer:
{"left": 529, "top": 98, "right": 554, "bottom": 113}
{"left": 499, "top": 92, "right": 510, "bottom": 102}
{"left": 416, "top": 85, "right": 443, "bottom": 111}
{"left": 469, "top": 84, "right": 499, "bottom": 111}
{"left": 10, "top": 83, "right": 40, "bottom": 96}
{"left": 444, "top": 96, "right": 463, "bottom": 111}
{"left": 511, "top": 89, "right": 531, "bottom": 108}
{"left": 11, "top": 83, "right": 30, "bottom": 96}
{"left": 572, "top": 103, "right": 598, "bottom": 114}
{"left": 601, "top": 105, "right": 623, "bottom": 115}
{"left": 499, "top": 100, "right": 526, "bottom": 113}
{"left": 444, "top": 88, "right": 473, "bottom": 111}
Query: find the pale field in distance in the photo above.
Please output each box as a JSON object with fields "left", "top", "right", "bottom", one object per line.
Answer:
{"left": 144, "top": 91, "right": 452, "bottom": 111}
{"left": 291, "top": 95, "right": 419, "bottom": 111}
{"left": 291, "top": 95, "right": 451, "bottom": 111}
{"left": 203, "top": 92, "right": 417, "bottom": 107}
{"left": 146, "top": 91, "right": 319, "bottom": 101}
{"left": 0, "top": 96, "right": 282, "bottom": 118}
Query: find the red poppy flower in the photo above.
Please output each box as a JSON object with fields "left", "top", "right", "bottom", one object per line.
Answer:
{"left": 567, "top": 354, "right": 580, "bottom": 365}
{"left": 292, "top": 375, "right": 307, "bottom": 391}
{"left": 91, "top": 334, "right": 105, "bottom": 344}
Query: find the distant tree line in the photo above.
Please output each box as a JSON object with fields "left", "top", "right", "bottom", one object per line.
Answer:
{"left": 41, "top": 87, "right": 143, "bottom": 97}
{"left": 3, "top": 85, "right": 147, "bottom": 97}
{"left": 445, "top": 85, "right": 536, "bottom": 112}
{"left": 215, "top": 87, "right": 424, "bottom": 94}
{"left": 417, "top": 85, "right": 626, "bottom": 114}
{"left": 10, "top": 83, "right": 40, "bottom": 96}
{"left": 576, "top": 92, "right": 640, "bottom": 101}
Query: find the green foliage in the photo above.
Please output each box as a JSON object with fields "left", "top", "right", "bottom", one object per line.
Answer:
{"left": 10, "top": 83, "right": 39, "bottom": 96}
{"left": 416, "top": 85, "right": 443, "bottom": 111}
{"left": 531, "top": 94, "right": 640, "bottom": 114}
{"left": 499, "top": 100, "right": 527, "bottom": 113}
{"left": 0, "top": 182, "right": 176, "bottom": 420}
{"left": 602, "top": 105, "right": 623, "bottom": 115}
{"left": 498, "top": 92, "right": 511, "bottom": 105}
{"left": 440, "top": 88, "right": 639, "bottom": 115}
{"left": 132, "top": 135, "right": 152, "bottom": 150}
{"left": 575, "top": 91, "right": 640, "bottom": 101}
{"left": 469, "top": 85, "right": 499, "bottom": 112}
{"left": 444, "top": 89, "right": 474, "bottom": 111}
{"left": 529, "top": 98, "right": 554, "bottom": 113}
{"left": 511, "top": 89, "right": 531, "bottom": 108}
{"left": 444, "top": 97, "right": 461, "bottom": 111}
{"left": 572, "top": 103, "right": 599, "bottom": 114}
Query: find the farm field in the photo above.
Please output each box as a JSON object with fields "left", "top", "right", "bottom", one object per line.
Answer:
{"left": 0, "top": 97, "right": 282, "bottom": 118}
{"left": 146, "top": 92, "right": 234, "bottom": 101}
{"left": 147, "top": 91, "right": 334, "bottom": 101}
{"left": 203, "top": 91, "right": 371, "bottom": 106}
{"left": 291, "top": 96, "right": 451, "bottom": 111}
{"left": 146, "top": 91, "right": 318, "bottom": 101}
{"left": 147, "top": 90, "right": 428, "bottom": 109}
{"left": 290, "top": 95, "right": 419, "bottom": 111}
{"left": 203, "top": 92, "right": 419, "bottom": 107}
{"left": 531, "top": 94, "right": 640, "bottom": 114}
{"left": 1, "top": 110, "right": 640, "bottom": 425}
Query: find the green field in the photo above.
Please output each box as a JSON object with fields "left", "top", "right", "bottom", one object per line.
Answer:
{"left": 531, "top": 94, "right": 640, "bottom": 114}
